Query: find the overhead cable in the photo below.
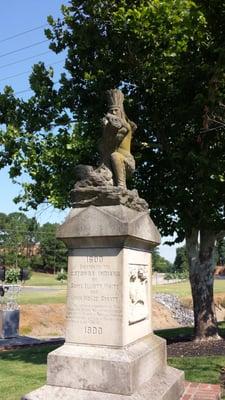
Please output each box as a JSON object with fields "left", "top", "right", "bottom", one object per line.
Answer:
{"left": 15, "top": 81, "right": 60, "bottom": 95}
{"left": 0, "top": 60, "right": 65, "bottom": 83}
{"left": 0, "top": 24, "right": 47, "bottom": 44}
{"left": 0, "top": 40, "right": 49, "bottom": 59}
{"left": 0, "top": 51, "right": 50, "bottom": 69}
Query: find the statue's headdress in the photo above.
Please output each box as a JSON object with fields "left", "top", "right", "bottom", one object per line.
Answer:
{"left": 106, "top": 89, "right": 124, "bottom": 110}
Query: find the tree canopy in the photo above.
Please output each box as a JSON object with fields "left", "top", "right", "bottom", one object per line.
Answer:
{"left": 0, "top": 212, "right": 67, "bottom": 273}
{"left": 173, "top": 247, "right": 188, "bottom": 273}
{"left": 215, "top": 239, "right": 225, "bottom": 265}
{"left": 152, "top": 248, "right": 172, "bottom": 273}
{"left": 0, "top": 212, "right": 38, "bottom": 268}
{"left": 38, "top": 222, "right": 67, "bottom": 273}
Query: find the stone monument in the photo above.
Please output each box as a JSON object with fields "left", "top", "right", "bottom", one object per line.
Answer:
{"left": 22, "top": 89, "right": 184, "bottom": 400}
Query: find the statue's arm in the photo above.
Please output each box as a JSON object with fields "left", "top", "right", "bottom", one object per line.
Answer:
{"left": 116, "top": 126, "right": 128, "bottom": 142}
{"left": 130, "top": 121, "right": 137, "bottom": 134}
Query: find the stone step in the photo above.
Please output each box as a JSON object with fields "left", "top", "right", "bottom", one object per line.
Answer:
{"left": 22, "top": 366, "right": 184, "bottom": 400}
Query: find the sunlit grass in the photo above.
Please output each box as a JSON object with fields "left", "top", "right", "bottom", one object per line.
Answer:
{"left": 19, "top": 274, "right": 225, "bottom": 305}
{"left": 19, "top": 289, "right": 66, "bottom": 305}
{"left": 153, "top": 279, "right": 225, "bottom": 298}
{"left": 168, "top": 356, "right": 224, "bottom": 384}
{"left": 25, "top": 272, "right": 66, "bottom": 287}
{"left": 0, "top": 345, "right": 55, "bottom": 400}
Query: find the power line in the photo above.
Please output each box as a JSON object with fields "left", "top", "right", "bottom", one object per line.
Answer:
{"left": 0, "top": 228, "right": 64, "bottom": 236}
{"left": 0, "top": 70, "right": 30, "bottom": 83}
{"left": 0, "top": 60, "right": 65, "bottom": 83}
{"left": 0, "top": 51, "right": 50, "bottom": 69}
{"left": 0, "top": 25, "right": 47, "bottom": 44}
{"left": 0, "top": 40, "right": 48, "bottom": 59}
{"left": 15, "top": 80, "right": 60, "bottom": 96}
{"left": 14, "top": 88, "right": 35, "bottom": 95}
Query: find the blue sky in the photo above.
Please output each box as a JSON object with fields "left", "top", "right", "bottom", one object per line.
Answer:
{"left": 0, "top": 1, "right": 67, "bottom": 96}
{"left": 0, "top": 0, "right": 69, "bottom": 224}
{"left": 0, "top": 1, "right": 180, "bottom": 262}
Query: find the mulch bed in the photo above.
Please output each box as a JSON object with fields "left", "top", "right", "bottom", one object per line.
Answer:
{"left": 167, "top": 335, "right": 225, "bottom": 357}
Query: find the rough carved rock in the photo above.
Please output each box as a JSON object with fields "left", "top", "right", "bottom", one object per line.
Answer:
{"left": 72, "top": 163, "right": 148, "bottom": 212}
{"left": 70, "top": 185, "right": 149, "bottom": 212}
{"left": 74, "top": 164, "right": 113, "bottom": 187}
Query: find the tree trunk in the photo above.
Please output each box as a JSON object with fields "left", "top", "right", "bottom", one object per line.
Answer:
{"left": 186, "top": 228, "right": 219, "bottom": 340}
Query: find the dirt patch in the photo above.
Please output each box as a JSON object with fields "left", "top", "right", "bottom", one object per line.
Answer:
{"left": 152, "top": 299, "right": 179, "bottom": 329}
{"left": 20, "top": 297, "right": 225, "bottom": 338}
{"left": 182, "top": 294, "right": 225, "bottom": 309}
{"left": 20, "top": 304, "right": 66, "bottom": 337}
{"left": 19, "top": 300, "right": 225, "bottom": 358}
{"left": 19, "top": 300, "right": 179, "bottom": 337}
{"left": 19, "top": 301, "right": 225, "bottom": 359}
{"left": 181, "top": 295, "right": 225, "bottom": 323}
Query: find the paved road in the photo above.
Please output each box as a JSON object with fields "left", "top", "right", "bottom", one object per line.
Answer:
{"left": 0, "top": 284, "right": 66, "bottom": 294}
{"left": 22, "top": 286, "right": 66, "bottom": 292}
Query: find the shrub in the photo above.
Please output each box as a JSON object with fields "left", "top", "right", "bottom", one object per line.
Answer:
{"left": 164, "top": 271, "right": 189, "bottom": 281}
{"left": 5, "top": 268, "right": 20, "bottom": 284}
{"left": 56, "top": 269, "right": 67, "bottom": 283}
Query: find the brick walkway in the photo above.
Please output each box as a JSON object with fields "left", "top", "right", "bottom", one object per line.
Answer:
{"left": 181, "top": 381, "right": 221, "bottom": 400}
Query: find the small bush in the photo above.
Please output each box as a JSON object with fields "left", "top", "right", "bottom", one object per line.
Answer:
{"left": 5, "top": 267, "right": 31, "bottom": 284}
{"left": 56, "top": 269, "right": 67, "bottom": 282}
{"left": 164, "top": 271, "right": 189, "bottom": 281}
{"left": 5, "top": 268, "right": 20, "bottom": 284}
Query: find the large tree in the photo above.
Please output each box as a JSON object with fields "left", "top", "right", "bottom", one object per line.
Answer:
{"left": 215, "top": 239, "right": 225, "bottom": 265}
{"left": 38, "top": 223, "right": 67, "bottom": 273}
{"left": 0, "top": 212, "right": 39, "bottom": 268}
{"left": 173, "top": 247, "right": 188, "bottom": 273}
{"left": 152, "top": 249, "right": 172, "bottom": 273}
{"left": 1, "top": 0, "right": 225, "bottom": 340}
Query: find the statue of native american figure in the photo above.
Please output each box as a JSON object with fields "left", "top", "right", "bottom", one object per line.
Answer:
{"left": 99, "top": 89, "right": 137, "bottom": 189}
{"left": 72, "top": 89, "right": 148, "bottom": 211}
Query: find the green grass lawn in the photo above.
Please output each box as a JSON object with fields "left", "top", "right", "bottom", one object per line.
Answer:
{"left": 0, "top": 345, "right": 54, "bottom": 400}
{"left": 19, "top": 289, "right": 67, "bottom": 305}
{"left": 25, "top": 272, "right": 67, "bottom": 287}
{"left": 23, "top": 273, "right": 224, "bottom": 303}
{"left": 15, "top": 274, "right": 224, "bottom": 306}
{"left": 23, "top": 272, "right": 224, "bottom": 301}
{"left": 169, "top": 356, "right": 224, "bottom": 384}
{"left": 13, "top": 272, "right": 67, "bottom": 305}
{"left": 0, "top": 343, "right": 224, "bottom": 400}
{"left": 153, "top": 278, "right": 225, "bottom": 298}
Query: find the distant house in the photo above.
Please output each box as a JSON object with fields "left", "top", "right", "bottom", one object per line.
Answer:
{"left": 23, "top": 243, "right": 40, "bottom": 257}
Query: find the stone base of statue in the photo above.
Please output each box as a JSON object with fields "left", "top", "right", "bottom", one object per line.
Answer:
{"left": 22, "top": 205, "right": 184, "bottom": 400}
{"left": 23, "top": 339, "right": 183, "bottom": 400}
{"left": 71, "top": 163, "right": 149, "bottom": 212}
{"left": 71, "top": 185, "right": 149, "bottom": 212}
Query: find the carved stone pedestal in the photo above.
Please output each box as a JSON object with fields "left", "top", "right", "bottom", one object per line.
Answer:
{"left": 22, "top": 205, "right": 184, "bottom": 400}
